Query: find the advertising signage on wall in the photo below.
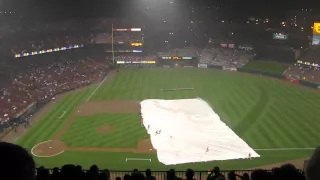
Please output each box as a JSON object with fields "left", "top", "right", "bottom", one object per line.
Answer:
{"left": 312, "top": 23, "right": 320, "bottom": 46}
{"left": 297, "top": 60, "right": 320, "bottom": 68}
{"left": 116, "top": 61, "right": 156, "bottom": 64}
{"left": 161, "top": 56, "right": 194, "bottom": 60}
{"left": 312, "top": 35, "right": 320, "bottom": 45}
{"left": 272, "top": 33, "right": 289, "bottom": 40}
{"left": 313, "top": 23, "right": 320, "bottom": 35}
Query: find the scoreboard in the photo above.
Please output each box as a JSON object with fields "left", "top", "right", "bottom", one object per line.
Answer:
{"left": 159, "top": 56, "right": 198, "bottom": 67}
{"left": 161, "top": 56, "right": 194, "bottom": 60}
{"left": 131, "top": 42, "right": 143, "bottom": 47}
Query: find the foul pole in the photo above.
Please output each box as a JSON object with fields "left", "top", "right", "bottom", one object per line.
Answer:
{"left": 111, "top": 24, "right": 115, "bottom": 65}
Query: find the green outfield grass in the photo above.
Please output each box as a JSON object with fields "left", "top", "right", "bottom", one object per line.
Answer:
{"left": 242, "top": 60, "right": 289, "bottom": 75}
{"left": 17, "top": 68, "right": 320, "bottom": 170}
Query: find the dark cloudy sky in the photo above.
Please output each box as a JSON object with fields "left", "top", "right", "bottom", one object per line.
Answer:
{"left": 1, "top": 0, "right": 318, "bottom": 19}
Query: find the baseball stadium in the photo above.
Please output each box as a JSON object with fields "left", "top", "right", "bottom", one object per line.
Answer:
{"left": 4, "top": 59, "right": 320, "bottom": 172}
{"left": 1, "top": 1, "right": 320, "bottom": 180}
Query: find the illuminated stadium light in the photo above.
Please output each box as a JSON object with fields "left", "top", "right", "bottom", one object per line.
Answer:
{"left": 131, "top": 28, "right": 141, "bottom": 31}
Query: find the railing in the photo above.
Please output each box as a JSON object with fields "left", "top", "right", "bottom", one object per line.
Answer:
{"left": 107, "top": 170, "right": 253, "bottom": 180}
{"left": 43, "top": 169, "right": 305, "bottom": 180}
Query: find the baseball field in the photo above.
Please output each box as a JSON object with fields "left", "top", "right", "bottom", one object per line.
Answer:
{"left": 16, "top": 68, "right": 320, "bottom": 170}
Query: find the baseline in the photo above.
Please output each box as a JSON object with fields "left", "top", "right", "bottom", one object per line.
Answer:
{"left": 58, "top": 111, "right": 66, "bottom": 119}
{"left": 254, "top": 148, "right": 315, "bottom": 151}
{"left": 86, "top": 73, "right": 111, "bottom": 102}
{"left": 125, "top": 158, "right": 152, "bottom": 162}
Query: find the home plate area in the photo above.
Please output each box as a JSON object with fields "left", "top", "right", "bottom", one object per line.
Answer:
{"left": 140, "top": 98, "right": 260, "bottom": 165}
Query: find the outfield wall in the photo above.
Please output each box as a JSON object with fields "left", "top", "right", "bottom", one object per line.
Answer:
{"left": 157, "top": 62, "right": 319, "bottom": 89}
{"left": 197, "top": 63, "right": 319, "bottom": 89}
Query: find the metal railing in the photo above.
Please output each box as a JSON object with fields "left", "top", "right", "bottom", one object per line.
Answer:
{"left": 108, "top": 170, "right": 251, "bottom": 180}
{"left": 43, "top": 169, "right": 305, "bottom": 180}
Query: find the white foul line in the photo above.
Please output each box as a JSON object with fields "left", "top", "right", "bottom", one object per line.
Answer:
{"left": 254, "top": 148, "right": 315, "bottom": 151}
{"left": 86, "top": 74, "right": 109, "bottom": 102}
{"left": 31, "top": 140, "right": 65, "bottom": 158}
{"left": 58, "top": 111, "right": 66, "bottom": 119}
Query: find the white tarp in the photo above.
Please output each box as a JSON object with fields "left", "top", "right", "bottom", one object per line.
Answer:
{"left": 140, "top": 98, "right": 260, "bottom": 165}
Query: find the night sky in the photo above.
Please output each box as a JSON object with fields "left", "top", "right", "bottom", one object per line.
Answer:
{"left": 1, "top": 0, "right": 318, "bottom": 20}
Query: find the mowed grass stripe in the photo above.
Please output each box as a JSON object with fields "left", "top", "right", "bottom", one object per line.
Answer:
{"left": 233, "top": 86, "right": 269, "bottom": 136}
{"left": 262, "top": 112, "right": 294, "bottom": 148}
{"left": 275, "top": 108, "right": 320, "bottom": 147}
{"left": 224, "top": 86, "right": 257, "bottom": 124}
{"left": 30, "top": 92, "right": 84, "bottom": 146}
{"left": 266, "top": 107, "right": 305, "bottom": 147}
{"left": 256, "top": 123, "right": 279, "bottom": 148}
{"left": 273, "top": 102, "right": 320, "bottom": 145}
{"left": 271, "top": 109, "right": 311, "bottom": 148}
{"left": 18, "top": 86, "right": 98, "bottom": 149}
{"left": 17, "top": 93, "right": 80, "bottom": 149}
{"left": 282, "top": 108, "right": 320, "bottom": 146}
{"left": 266, "top": 106, "right": 306, "bottom": 148}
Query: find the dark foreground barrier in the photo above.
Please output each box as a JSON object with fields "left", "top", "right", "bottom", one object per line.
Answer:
{"left": 107, "top": 170, "right": 255, "bottom": 180}
{"left": 42, "top": 169, "right": 272, "bottom": 180}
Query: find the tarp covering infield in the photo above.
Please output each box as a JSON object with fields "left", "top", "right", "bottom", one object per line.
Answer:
{"left": 140, "top": 98, "right": 260, "bottom": 165}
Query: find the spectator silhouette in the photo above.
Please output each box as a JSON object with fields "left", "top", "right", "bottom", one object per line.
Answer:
{"left": 166, "top": 169, "right": 181, "bottom": 180}
{"left": 251, "top": 169, "right": 269, "bottom": 180}
{"left": 75, "top": 165, "right": 86, "bottom": 180}
{"left": 145, "top": 169, "right": 156, "bottom": 180}
{"left": 272, "top": 164, "right": 304, "bottom": 180}
{"left": 185, "top": 169, "right": 195, "bottom": 180}
{"left": 207, "top": 167, "right": 225, "bottom": 180}
{"left": 306, "top": 146, "right": 320, "bottom": 180}
{"left": 37, "top": 167, "right": 50, "bottom": 180}
{"left": 86, "top": 165, "right": 99, "bottom": 180}
{"left": 116, "top": 177, "right": 121, "bottom": 180}
{"left": 241, "top": 173, "right": 249, "bottom": 180}
{"left": 123, "top": 174, "right": 131, "bottom": 180}
{"left": 50, "top": 167, "right": 60, "bottom": 180}
{"left": 60, "top": 164, "right": 77, "bottom": 180}
{"left": 99, "top": 169, "right": 110, "bottom": 180}
{"left": 0, "top": 142, "right": 36, "bottom": 180}
{"left": 227, "top": 171, "right": 236, "bottom": 180}
{"left": 131, "top": 169, "right": 145, "bottom": 180}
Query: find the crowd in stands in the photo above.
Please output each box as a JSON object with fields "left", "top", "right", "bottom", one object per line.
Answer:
{"left": 285, "top": 64, "right": 319, "bottom": 83}
{"left": 285, "top": 47, "right": 320, "bottom": 84}
{"left": 0, "top": 17, "right": 144, "bottom": 58}
{"left": 0, "top": 58, "right": 109, "bottom": 128}
{"left": 284, "top": 47, "right": 320, "bottom": 84}
{"left": 1, "top": 141, "right": 319, "bottom": 180}
{"left": 199, "top": 46, "right": 253, "bottom": 68}
{"left": 157, "top": 47, "right": 198, "bottom": 57}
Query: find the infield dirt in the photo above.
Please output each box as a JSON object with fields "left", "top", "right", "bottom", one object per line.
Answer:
{"left": 33, "top": 99, "right": 155, "bottom": 156}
